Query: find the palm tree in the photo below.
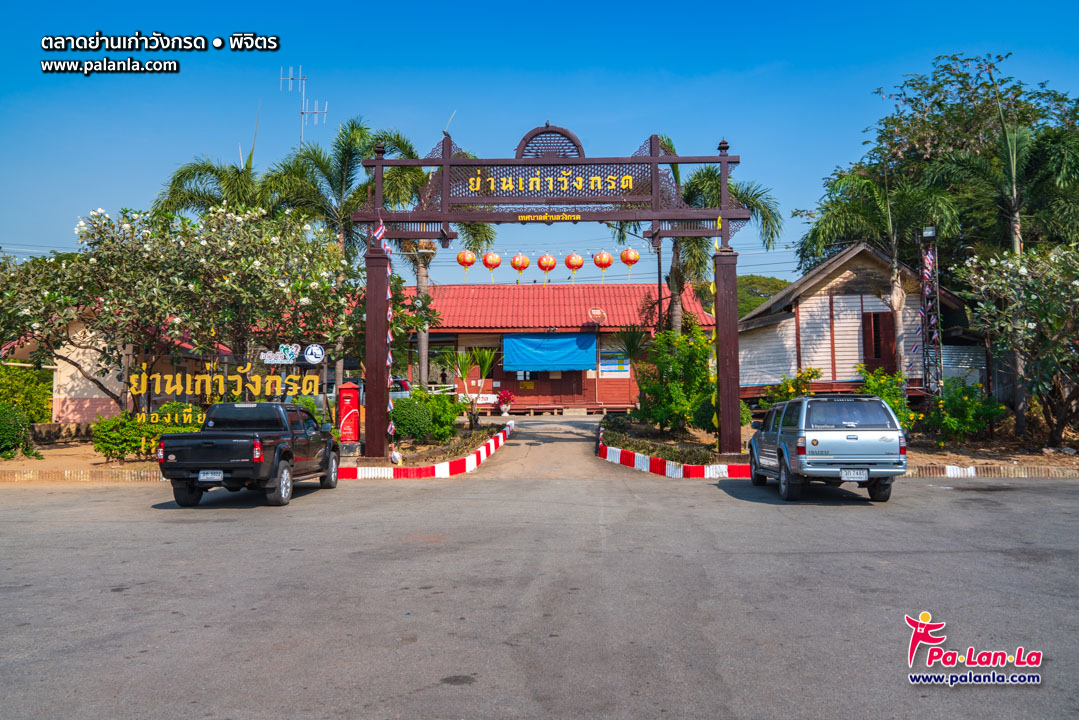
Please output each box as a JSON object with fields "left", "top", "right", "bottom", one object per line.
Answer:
{"left": 154, "top": 116, "right": 294, "bottom": 215}
{"left": 800, "top": 169, "right": 958, "bottom": 373}
{"left": 610, "top": 138, "right": 783, "bottom": 335}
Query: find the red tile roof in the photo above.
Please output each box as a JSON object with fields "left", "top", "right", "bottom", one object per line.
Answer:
{"left": 406, "top": 283, "right": 714, "bottom": 332}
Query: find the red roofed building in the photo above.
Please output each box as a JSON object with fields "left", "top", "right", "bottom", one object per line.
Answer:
{"left": 407, "top": 283, "right": 714, "bottom": 414}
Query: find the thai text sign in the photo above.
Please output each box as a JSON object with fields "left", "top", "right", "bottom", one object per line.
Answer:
{"left": 131, "top": 363, "right": 319, "bottom": 397}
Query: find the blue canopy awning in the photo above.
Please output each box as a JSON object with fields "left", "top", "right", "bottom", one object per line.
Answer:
{"left": 502, "top": 332, "right": 597, "bottom": 371}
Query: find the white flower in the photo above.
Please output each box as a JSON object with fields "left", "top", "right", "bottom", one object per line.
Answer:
{"left": 303, "top": 224, "right": 311, "bottom": 231}
{"left": 309, "top": 281, "right": 319, "bottom": 289}
{"left": 276, "top": 279, "right": 286, "bottom": 287}
{"left": 172, "top": 317, "right": 181, "bottom": 324}
{"left": 187, "top": 284, "right": 195, "bottom": 291}
{"left": 989, "top": 258, "right": 997, "bottom": 265}
{"left": 270, "top": 236, "right": 280, "bottom": 245}
{"left": 1027, "top": 322, "right": 1036, "bottom": 329}
{"left": 298, "top": 296, "right": 311, "bottom": 306}
{"left": 97, "top": 207, "right": 105, "bottom": 214}
{"left": 122, "top": 224, "right": 131, "bottom": 231}
{"left": 74, "top": 227, "right": 81, "bottom": 234}
{"left": 252, "top": 260, "right": 262, "bottom": 269}
{"left": 285, "top": 209, "right": 292, "bottom": 215}
{"left": 1072, "top": 280, "right": 1079, "bottom": 287}
{"left": 1019, "top": 266, "right": 1028, "bottom": 276}
{"left": 31, "top": 322, "right": 40, "bottom": 329}
{"left": 89, "top": 257, "right": 97, "bottom": 264}
{"left": 200, "top": 240, "right": 207, "bottom": 246}
{"left": 199, "top": 258, "right": 206, "bottom": 264}
{"left": 19, "top": 308, "right": 30, "bottom": 316}
{"left": 179, "top": 240, "right": 185, "bottom": 247}
{"left": 227, "top": 241, "right": 234, "bottom": 248}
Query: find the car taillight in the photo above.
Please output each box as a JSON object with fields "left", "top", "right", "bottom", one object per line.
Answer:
{"left": 252, "top": 440, "right": 264, "bottom": 463}
{"left": 899, "top": 435, "right": 907, "bottom": 456}
{"left": 796, "top": 436, "right": 806, "bottom": 455}
{"left": 156, "top": 441, "right": 165, "bottom": 463}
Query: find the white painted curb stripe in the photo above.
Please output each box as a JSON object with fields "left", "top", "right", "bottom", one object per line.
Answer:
{"left": 434, "top": 461, "right": 450, "bottom": 478}
{"left": 465, "top": 454, "right": 477, "bottom": 472}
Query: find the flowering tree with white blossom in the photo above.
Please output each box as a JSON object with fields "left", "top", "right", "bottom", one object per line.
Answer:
{"left": 956, "top": 245, "right": 1079, "bottom": 446}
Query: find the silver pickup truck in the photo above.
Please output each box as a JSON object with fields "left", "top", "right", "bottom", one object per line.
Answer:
{"left": 748, "top": 394, "right": 907, "bottom": 502}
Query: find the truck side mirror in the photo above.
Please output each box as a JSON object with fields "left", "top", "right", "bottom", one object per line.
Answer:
{"left": 320, "top": 423, "right": 333, "bottom": 433}
{"left": 751, "top": 420, "right": 762, "bottom": 430}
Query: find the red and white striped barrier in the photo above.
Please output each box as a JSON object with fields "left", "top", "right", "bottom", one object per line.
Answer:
{"left": 597, "top": 428, "right": 751, "bottom": 479}
{"left": 340, "top": 421, "right": 514, "bottom": 480}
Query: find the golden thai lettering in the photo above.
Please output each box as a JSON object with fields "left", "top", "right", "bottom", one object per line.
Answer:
{"left": 263, "top": 375, "right": 282, "bottom": 397}
{"left": 301, "top": 375, "right": 318, "bottom": 396}
{"left": 516, "top": 213, "right": 583, "bottom": 222}
{"left": 149, "top": 373, "right": 162, "bottom": 394}
{"left": 246, "top": 375, "right": 262, "bottom": 396}
{"left": 164, "top": 374, "right": 184, "bottom": 396}
{"left": 462, "top": 171, "right": 637, "bottom": 195}
{"left": 284, "top": 375, "right": 300, "bottom": 395}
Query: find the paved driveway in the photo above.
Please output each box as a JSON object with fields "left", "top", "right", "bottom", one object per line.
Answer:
{"left": 1, "top": 417, "right": 1076, "bottom": 719}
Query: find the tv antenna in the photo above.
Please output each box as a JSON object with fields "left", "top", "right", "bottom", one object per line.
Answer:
{"left": 280, "top": 65, "right": 328, "bottom": 146}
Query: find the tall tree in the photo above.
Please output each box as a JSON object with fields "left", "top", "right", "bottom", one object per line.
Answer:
{"left": 610, "top": 139, "right": 783, "bottom": 335}
{"left": 154, "top": 117, "right": 296, "bottom": 215}
{"left": 799, "top": 169, "right": 958, "bottom": 373}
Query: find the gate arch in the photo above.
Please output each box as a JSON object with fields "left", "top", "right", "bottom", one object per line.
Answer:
{"left": 353, "top": 125, "right": 751, "bottom": 457}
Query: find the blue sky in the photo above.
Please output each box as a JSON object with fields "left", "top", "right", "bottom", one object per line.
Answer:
{"left": 2, "top": 0, "right": 1077, "bottom": 285}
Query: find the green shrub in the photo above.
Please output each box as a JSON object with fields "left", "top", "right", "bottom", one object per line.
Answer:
{"left": 856, "top": 363, "right": 917, "bottom": 432}
{"left": 759, "top": 367, "right": 823, "bottom": 410}
{"left": 925, "top": 378, "right": 1007, "bottom": 444}
{"left": 413, "top": 390, "right": 465, "bottom": 442}
{"left": 600, "top": 414, "right": 630, "bottom": 433}
{"left": 691, "top": 394, "right": 752, "bottom": 432}
{"left": 292, "top": 396, "right": 330, "bottom": 425}
{"left": 91, "top": 413, "right": 155, "bottom": 462}
{"left": 0, "top": 366, "right": 52, "bottom": 423}
{"left": 0, "top": 403, "right": 41, "bottom": 459}
{"left": 635, "top": 325, "right": 712, "bottom": 432}
{"left": 390, "top": 397, "right": 432, "bottom": 440}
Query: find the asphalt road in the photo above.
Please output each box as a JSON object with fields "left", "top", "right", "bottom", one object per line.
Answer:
{"left": 1, "top": 417, "right": 1076, "bottom": 719}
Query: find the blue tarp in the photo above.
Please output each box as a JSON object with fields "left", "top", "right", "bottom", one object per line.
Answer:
{"left": 502, "top": 333, "right": 597, "bottom": 371}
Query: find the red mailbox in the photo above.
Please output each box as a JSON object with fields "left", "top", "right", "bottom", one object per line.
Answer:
{"left": 337, "top": 382, "right": 360, "bottom": 444}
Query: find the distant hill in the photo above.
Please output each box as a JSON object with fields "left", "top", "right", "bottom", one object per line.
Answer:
{"left": 737, "top": 275, "right": 790, "bottom": 318}
{"left": 692, "top": 275, "right": 792, "bottom": 320}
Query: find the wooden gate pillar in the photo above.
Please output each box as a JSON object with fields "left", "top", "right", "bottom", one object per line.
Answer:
{"left": 364, "top": 243, "right": 389, "bottom": 458}
{"left": 714, "top": 248, "right": 741, "bottom": 454}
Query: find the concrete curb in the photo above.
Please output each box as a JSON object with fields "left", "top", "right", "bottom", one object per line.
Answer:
{"left": 0, "top": 469, "right": 162, "bottom": 483}
{"left": 597, "top": 428, "right": 752, "bottom": 479}
{"left": 904, "top": 464, "right": 1079, "bottom": 479}
{"left": 339, "top": 421, "right": 514, "bottom": 480}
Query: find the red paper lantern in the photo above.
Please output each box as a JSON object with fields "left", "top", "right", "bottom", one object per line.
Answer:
{"left": 457, "top": 250, "right": 476, "bottom": 281}
{"left": 565, "top": 253, "right": 584, "bottom": 284}
{"left": 620, "top": 247, "right": 640, "bottom": 280}
{"left": 537, "top": 253, "right": 557, "bottom": 284}
{"left": 482, "top": 252, "right": 501, "bottom": 283}
{"left": 510, "top": 253, "right": 530, "bottom": 284}
{"left": 593, "top": 251, "right": 613, "bottom": 283}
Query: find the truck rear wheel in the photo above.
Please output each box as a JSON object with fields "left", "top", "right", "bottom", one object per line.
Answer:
{"left": 778, "top": 464, "right": 802, "bottom": 502}
{"left": 868, "top": 481, "right": 892, "bottom": 502}
{"left": 265, "top": 462, "right": 293, "bottom": 506}
{"left": 320, "top": 453, "right": 339, "bottom": 489}
{"left": 172, "top": 482, "right": 203, "bottom": 507}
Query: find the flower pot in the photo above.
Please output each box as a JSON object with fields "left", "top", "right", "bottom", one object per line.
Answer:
{"left": 499, "top": 404, "right": 511, "bottom": 416}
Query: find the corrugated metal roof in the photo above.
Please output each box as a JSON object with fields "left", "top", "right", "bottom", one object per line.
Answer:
{"left": 406, "top": 283, "right": 714, "bottom": 331}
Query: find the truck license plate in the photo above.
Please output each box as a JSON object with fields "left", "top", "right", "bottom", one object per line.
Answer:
{"left": 840, "top": 468, "right": 868, "bottom": 483}
{"left": 198, "top": 470, "right": 224, "bottom": 482}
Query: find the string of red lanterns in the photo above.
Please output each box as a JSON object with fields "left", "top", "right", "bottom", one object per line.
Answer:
{"left": 454, "top": 248, "right": 644, "bottom": 283}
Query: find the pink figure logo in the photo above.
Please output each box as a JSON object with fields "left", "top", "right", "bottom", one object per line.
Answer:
{"left": 905, "top": 611, "right": 947, "bottom": 667}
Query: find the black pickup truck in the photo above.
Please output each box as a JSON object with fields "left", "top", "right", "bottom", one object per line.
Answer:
{"left": 158, "top": 402, "right": 340, "bottom": 507}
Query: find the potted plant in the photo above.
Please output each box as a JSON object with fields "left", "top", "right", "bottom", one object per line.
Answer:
{"left": 496, "top": 389, "right": 516, "bottom": 416}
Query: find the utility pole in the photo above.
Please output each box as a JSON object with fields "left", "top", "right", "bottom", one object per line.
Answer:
{"left": 280, "top": 65, "right": 328, "bottom": 146}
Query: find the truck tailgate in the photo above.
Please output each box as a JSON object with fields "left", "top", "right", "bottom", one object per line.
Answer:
{"left": 804, "top": 429, "right": 902, "bottom": 462}
{"left": 161, "top": 432, "right": 259, "bottom": 466}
